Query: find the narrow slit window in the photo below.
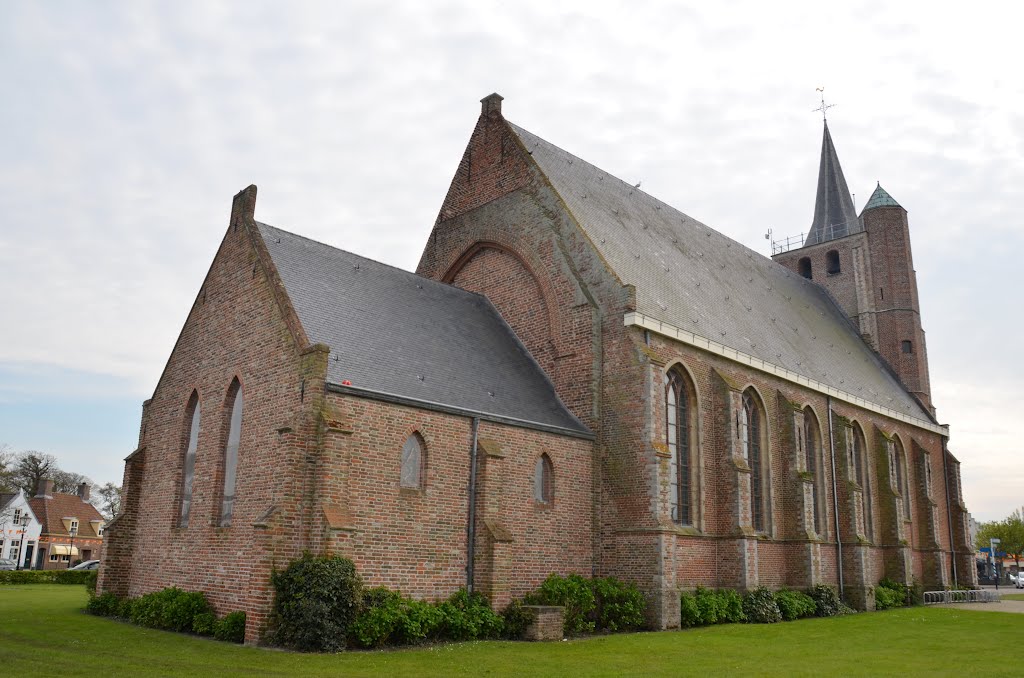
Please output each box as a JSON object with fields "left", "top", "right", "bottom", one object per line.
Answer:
{"left": 401, "top": 434, "right": 424, "bottom": 489}
{"left": 803, "top": 408, "right": 822, "bottom": 536}
{"left": 666, "top": 369, "right": 694, "bottom": 526}
{"left": 743, "top": 390, "right": 765, "bottom": 532}
{"left": 179, "top": 392, "right": 201, "bottom": 527}
{"left": 219, "top": 380, "right": 243, "bottom": 527}
{"left": 534, "top": 454, "right": 553, "bottom": 504}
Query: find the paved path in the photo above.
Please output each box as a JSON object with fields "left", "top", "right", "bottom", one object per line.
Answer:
{"left": 935, "top": 594, "right": 1024, "bottom": 614}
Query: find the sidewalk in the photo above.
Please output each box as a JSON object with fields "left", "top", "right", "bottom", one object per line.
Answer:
{"left": 935, "top": 592, "right": 1024, "bottom": 614}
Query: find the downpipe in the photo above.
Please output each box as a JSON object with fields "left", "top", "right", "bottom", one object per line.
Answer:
{"left": 827, "top": 396, "right": 844, "bottom": 600}
{"left": 466, "top": 417, "right": 480, "bottom": 594}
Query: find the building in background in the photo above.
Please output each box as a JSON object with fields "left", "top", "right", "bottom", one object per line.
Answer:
{"left": 1, "top": 489, "right": 42, "bottom": 569}
{"left": 28, "top": 480, "right": 105, "bottom": 569}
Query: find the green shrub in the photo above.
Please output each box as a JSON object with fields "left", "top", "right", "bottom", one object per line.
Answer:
{"left": 523, "top": 573, "right": 595, "bottom": 634}
{"left": 436, "top": 590, "right": 504, "bottom": 641}
{"left": 877, "top": 578, "right": 908, "bottom": 608}
{"left": 809, "top": 584, "right": 841, "bottom": 617}
{"left": 85, "top": 592, "right": 120, "bottom": 617}
{"left": 116, "top": 596, "right": 137, "bottom": 619}
{"left": 742, "top": 587, "right": 781, "bottom": 624}
{"left": 268, "top": 554, "right": 363, "bottom": 652}
{"left": 192, "top": 612, "right": 217, "bottom": 636}
{"left": 874, "top": 586, "right": 903, "bottom": 611}
{"left": 716, "top": 589, "right": 746, "bottom": 624}
{"left": 500, "top": 599, "right": 534, "bottom": 639}
{"left": 679, "top": 591, "right": 700, "bottom": 628}
{"left": 908, "top": 578, "right": 924, "bottom": 607}
{"left": 127, "top": 587, "right": 212, "bottom": 632}
{"left": 350, "top": 594, "right": 445, "bottom": 648}
{"left": 85, "top": 570, "right": 98, "bottom": 595}
{"left": 590, "top": 577, "right": 646, "bottom": 632}
{"left": 775, "top": 589, "right": 816, "bottom": 621}
{"left": 692, "top": 587, "right": 719, "bottom": 625}
{"left": 214, "top": 611, "right": 246, "bottom": 643}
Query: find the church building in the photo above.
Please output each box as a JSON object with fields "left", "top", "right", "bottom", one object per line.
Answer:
{"left": 98, "top": 94, "right": 975, "bottom": 642}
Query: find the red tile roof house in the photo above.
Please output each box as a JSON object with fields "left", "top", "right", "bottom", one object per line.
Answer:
{"left": 28, "top": 480, "right": 105, "bottom": 570}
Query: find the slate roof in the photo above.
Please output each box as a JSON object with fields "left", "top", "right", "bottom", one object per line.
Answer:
{"left": 862, "top": 183, "right": 902, "bottom": 211}
{"left": 805, "top": 122, "right": 861, "bottom": 246}
{"left": 28, "top": 493, "right": 105, "bottom": 538}
{"left": 0, "top": 492, "right": 15, "bottom": 509}
{"left": 256, "top": 222, "right": 590, "bottom": 436}
{"left": 508, "top": 122, "right": 931, "bottom": 423}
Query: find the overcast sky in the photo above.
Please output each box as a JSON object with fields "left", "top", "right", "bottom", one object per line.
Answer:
{"left": 1, "top": 1, "right": 1020, "bottom": 522}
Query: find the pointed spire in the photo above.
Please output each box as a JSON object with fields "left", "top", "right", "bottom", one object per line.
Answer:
{"left": 862, "top": 182, "right": 902, "bottom": 211}
{"left": 805, "top": 122, "right": 860, "bottom": 246}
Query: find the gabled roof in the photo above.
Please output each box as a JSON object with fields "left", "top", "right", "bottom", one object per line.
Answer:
{"left": 27, "top": 492, "right": 105, "bottom": 538}
{"left": 862, "top": 182, "right": 902, "bottom": 211}
{"left": 508, "top": 122, "right": 932, "bottom": 424}
{"left": 0, "top": 492, "right": 15, "bottom": 509}
{"left": 255, "top": 222, "right": 589, "bottom": 437}
{"left": 806, "top": 122, "right": 861, "bottom": 246}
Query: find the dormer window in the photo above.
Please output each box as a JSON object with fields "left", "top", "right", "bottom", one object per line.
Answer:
{"left": 69, "top": 519, "right": 79, "bottom": 533}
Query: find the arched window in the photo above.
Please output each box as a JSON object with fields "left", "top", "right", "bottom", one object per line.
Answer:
{"left": 178, "top": 391, "right": 200, "bottom": 527}
{"left": 803, "top": 407, "right": 823, "bottom": 536}
{"left": 798, "top": 257, "right": 813, "bottom": 279}
{"left": 219, "top": 379, "right": 243, "bottom": 527}
{"left": 666, "top": 369, "right": 696, "bottom": 526}
{"left": 534, "top": 454, "right": 553, "bottom": 504}
{"left": 851, "top": 423, "right": 872, "bottom": 541}
{"left": 401, "top": 433, "right": 425, "bottom": 489}
{"left": 826, "top": 250, "right": 841, "bottom": 274}
{"left": 741, "top": 390, "right": 766, "bottom": 532}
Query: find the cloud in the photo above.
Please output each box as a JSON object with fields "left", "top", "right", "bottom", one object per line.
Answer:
{"left": 0, "top": 1, "right": 1021, "bottom": 518}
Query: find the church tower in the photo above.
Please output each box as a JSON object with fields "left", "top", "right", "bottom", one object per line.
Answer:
{"left": 773, "top": 123, "right": 935, "bottom": 416}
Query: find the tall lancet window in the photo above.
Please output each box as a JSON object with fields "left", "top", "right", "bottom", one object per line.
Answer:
{"left": 179, "top": 391, "right": 200, "bottom": 527}
{"left": 219, "top": 379, "right": 243, "bottom": 527}
{"left": 666, "top": 369, "right": 694, "bottom": 526}
{"left": 803, "top": 407, "right": 823, "bottom": 536}
{"left": 741, "top": 390, "right": 766, "bottom": 532}
{"left": 852, "top": 424, "right": 873, "bottom": 541}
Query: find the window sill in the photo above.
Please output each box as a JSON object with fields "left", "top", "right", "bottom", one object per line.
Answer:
{"left": 399, "top": 487, "right": 424, "bottom": 497}
{"left": 533, "top": 500, "right": 553, "bottom": 511}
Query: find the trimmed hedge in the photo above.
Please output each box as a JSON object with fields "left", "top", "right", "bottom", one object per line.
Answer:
{"left": 0, "top": 569, "right": 96, "bottom": 585}
{"left": 522, "top": 574, "right": 645, "bottom": 635}
{"left": 85, "top": 587, "right": 245, "bottom": 643}
{"left": 875, "top": 579, "right": 908, "bottom": 611}
{"left": 350, "top": 589, "right": 502, "bottom": 648}
{"left": 775, "top": 589, "right": 816, "bottom": 621}
{"left": 680, "top": 588, "right": 746, "bottom": 627}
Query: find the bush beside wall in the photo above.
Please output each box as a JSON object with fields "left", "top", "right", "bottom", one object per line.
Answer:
{"left": 85, "top": 587, "right": 245, "bottom": 643}
{"left": 0, "top": 570, "right": 96, "bottom": 585}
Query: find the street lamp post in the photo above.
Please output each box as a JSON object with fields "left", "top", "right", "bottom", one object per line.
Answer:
{"left": 15, "top": 515, "right": 29, "bottom": 571}
{"left": 991, "top": 537, "right": 1001, "bottom": 590}
{"left": 68, "top": 525, "right": 78, "bottom": 570}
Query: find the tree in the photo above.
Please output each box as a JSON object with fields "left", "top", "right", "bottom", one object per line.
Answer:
{"left": 11, "top": 451, "right": 57, "bottom": 495}
{"left": 93, "top": 482, "right": 122, "bottom": 520}
{"left": 0, "top": 443, "right": 14, "bottom": 492}
{"left": 51, "top": 469, "right": 93, "bottom": 495}
{"left": 976, "top": 508, "right": 1024, "bottom": 576}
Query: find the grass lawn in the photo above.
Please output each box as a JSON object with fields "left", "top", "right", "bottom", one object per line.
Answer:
{"left": 1002, "top": 593, "right": 1024, "bottom": 601}
{"left": 2, "top": 586, "right": 1022, "bottom": 677}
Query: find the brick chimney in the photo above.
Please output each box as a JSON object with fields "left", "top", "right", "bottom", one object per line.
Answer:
{"left": 480, "top": 92, "right": 503, "bottom": 117}
{"left": 78, "top": 482, "right": 91, "bottom": 502}
{"left": 35, "top": 478, "right": 54, "bottom": 498}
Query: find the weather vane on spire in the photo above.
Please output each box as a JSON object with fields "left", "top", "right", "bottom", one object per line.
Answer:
{"left": 813, "top": 87, "right": 835, "bottom": 122}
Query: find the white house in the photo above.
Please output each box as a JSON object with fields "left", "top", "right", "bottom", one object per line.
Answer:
{"left": 1, "top": 490, "right": 43, "bottom": 569}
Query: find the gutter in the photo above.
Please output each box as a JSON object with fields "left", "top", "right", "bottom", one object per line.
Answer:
{"left": 466, "top": 417, "right": 480, "bottom": 594}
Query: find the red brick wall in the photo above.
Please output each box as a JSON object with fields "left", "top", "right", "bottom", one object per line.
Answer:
{"left": 314, "top": 392, "right": 593, "bottom": 605}
{"left": 98, "top": 198, "right": 323, "bottom": 642}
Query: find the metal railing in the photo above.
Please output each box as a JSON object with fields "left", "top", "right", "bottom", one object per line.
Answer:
{"left": 922, "top": 589, "right": 1001, "bottom": 605}
{"left": 770, "top": 218, "right": 862, "bottom": 255}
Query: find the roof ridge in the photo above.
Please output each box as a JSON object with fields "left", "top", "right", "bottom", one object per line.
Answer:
{"left": 255, "top": 221, "right": 491, "bottom": 303}
{"left": 506, "top": 121, "right": 771, "bottom": 265}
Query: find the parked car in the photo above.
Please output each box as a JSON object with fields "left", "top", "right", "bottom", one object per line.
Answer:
{"left": 0, "top": 557, "right": 16, "bottom": 571}
{"left": 68, "top": 560, "right": 100, "bottom": 571}
{"left": 1013, "top": 573, "right": 1023, "bottom": 589}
